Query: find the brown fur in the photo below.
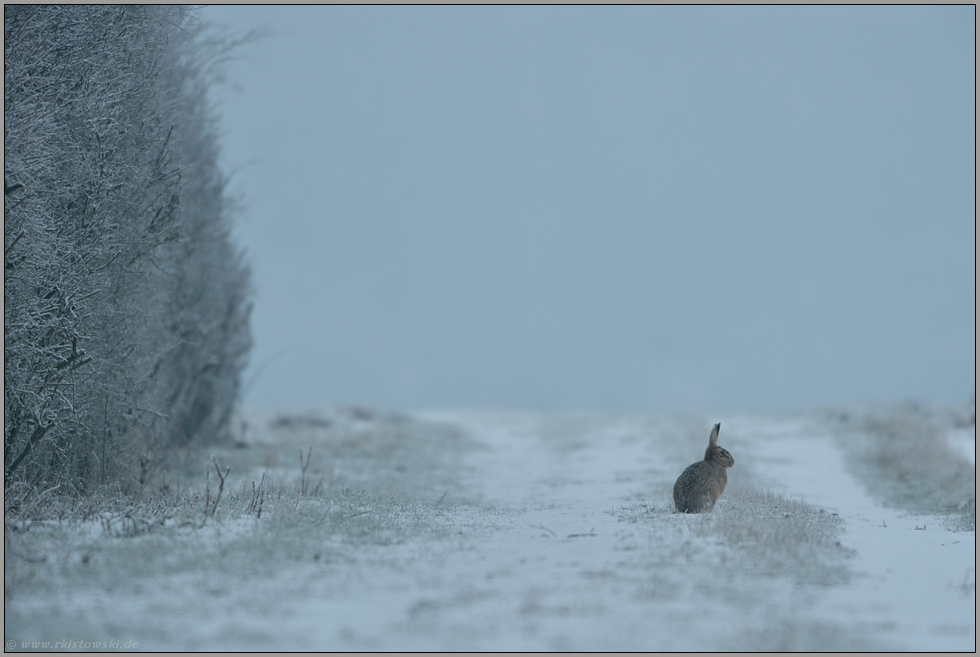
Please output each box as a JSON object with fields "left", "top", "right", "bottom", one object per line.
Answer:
{"left": 673, "top": 423, "right": 735, "bottom": 513}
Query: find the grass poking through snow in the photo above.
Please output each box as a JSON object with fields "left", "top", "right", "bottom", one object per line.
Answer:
{"left": 830, "top": 405, "right": 975, "bottom": 530}
{"left": 617, "top": 488, "right": 850, "bottom": 587}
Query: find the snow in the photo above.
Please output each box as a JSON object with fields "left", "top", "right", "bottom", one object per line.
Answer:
{"left": 4, "top": 406, "right": 975, "bottom": 651}
{"left": 741, "top": 417, "right": 976, "bottom": 651}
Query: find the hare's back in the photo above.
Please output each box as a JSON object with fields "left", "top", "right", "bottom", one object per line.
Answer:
{"left": 673, "top": 460, "right": 727, "bottom": 513}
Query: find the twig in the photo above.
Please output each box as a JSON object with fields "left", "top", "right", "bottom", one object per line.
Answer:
{"left": 529, "top": 524, "right": 557, "bottom": 538}
{"left": 567, "top": 528, "right": 597, "bottom": 538}
{"left": 209, "top": 457, "right": 230, "bottom": 516}
{"left": 4, "top": 230, "right": 25, "bottom": 255}
{"left": 255, "top": 478, "right": 265, "bottom": 520}
{"left": 5, "top": 422, "right": 53, "bottom": 479}
{"left": 435, "top": 491, "right": 448, "bottom": 507}
{"left": 299, "top": 447, "right": 312, "bottom": 496}
{"left": 246, "top": 472, "right": 267, "bottom": 518}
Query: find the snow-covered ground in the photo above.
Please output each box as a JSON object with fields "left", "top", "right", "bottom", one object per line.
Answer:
{"left": 4, "top": 404, "right": 975, "bottom": 651}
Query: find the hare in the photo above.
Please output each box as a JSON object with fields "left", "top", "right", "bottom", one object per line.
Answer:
{"left": 673, "top": 423, "right": 735, "bottom": 513}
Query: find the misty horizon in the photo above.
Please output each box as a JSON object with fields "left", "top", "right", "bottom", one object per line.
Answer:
{"left": 204, "top": 6, "right": 976, "bottom": 413}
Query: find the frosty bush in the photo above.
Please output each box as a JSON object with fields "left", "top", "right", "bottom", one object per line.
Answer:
{"left": 4, "top": 6, "right": 252, "bottom": 502}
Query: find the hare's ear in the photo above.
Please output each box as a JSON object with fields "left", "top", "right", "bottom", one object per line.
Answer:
{"left": 709, "top": 423, "right": 721, "bottom": 447}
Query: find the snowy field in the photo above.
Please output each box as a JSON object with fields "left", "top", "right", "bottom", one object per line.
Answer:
{"left": 5, "top": 402, "right": 975, "bottom": 651}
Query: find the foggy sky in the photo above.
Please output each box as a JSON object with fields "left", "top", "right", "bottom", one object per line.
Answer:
{"left": 200, "top": 6, "right": 976, "bottom": 413}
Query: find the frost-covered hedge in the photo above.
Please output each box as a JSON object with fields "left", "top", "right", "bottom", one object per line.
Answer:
{"left": 4, "top": 6, "right": 252, "bottom": 499}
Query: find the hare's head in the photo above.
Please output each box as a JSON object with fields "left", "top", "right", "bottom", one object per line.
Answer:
{"left": 703, "top": 422, "right": 735, "bottom": 468}
{"left": 709, "top": 445, "right": 735, "bottom": 468}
